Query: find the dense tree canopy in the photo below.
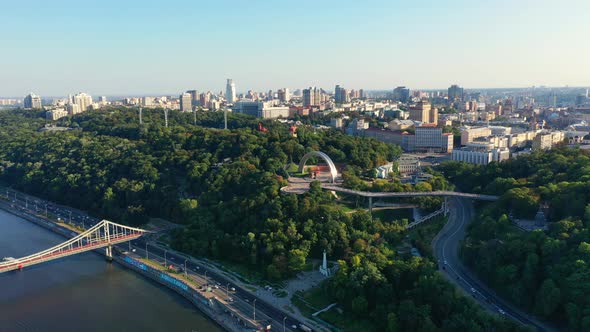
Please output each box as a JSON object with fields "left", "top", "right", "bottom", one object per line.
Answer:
{"left": 441, "top": 148, "right": 590, "bottom": 330}
{"left": 0, "top": 109, "right": 524, "bottom": 331}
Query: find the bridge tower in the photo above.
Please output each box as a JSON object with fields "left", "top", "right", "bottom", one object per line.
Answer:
{"left": 104, "top": 222, "right": 113, "bottom": 262}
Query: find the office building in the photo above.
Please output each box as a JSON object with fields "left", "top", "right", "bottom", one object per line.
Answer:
{"left": 415, "top": 125, "right": 453, "bottom": 153}
{"left": 24, "top": 93, "right": 42, "bottom": 109}
{"left": 452, "top": 143, "right": 510, "bottom": 165}
{"left": 448, "top": 85, "right": 464, "bottom": 102}
{"left": 362, "top": 125, "right": 452, "bottom": 153}
{"left": 225, "top": 79, "right": 236, "bottom": 104}
{"left": 392, "top": 86, "right": 410, "bottom": 103}
{"left": 233, "top": 101, "right": 289, "bottom": 119}
{"left": 460, "top": 127, "right": 492, "bottom": 145}
{"left": 180, "top": 92, "right": 192, "bottom": 112}
{"left": 200, "top": 92, "right": 211, "bottom": 107}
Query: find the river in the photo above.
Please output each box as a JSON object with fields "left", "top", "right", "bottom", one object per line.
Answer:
{"left": 0, "top": 209, "right": 222, "bottom": 332}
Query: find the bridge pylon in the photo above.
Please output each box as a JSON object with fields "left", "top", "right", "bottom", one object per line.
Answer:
{"left": 0, "top": 220, "right": 147, "bottom": 273}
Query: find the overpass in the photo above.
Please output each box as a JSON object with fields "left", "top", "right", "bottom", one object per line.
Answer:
{"left": 0, "top": 220, "right": 147, "bottom": 273}
{"left": 320, "top": 184, "right": 499, "bottom": 201}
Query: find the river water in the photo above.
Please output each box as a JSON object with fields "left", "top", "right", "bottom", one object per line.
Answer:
{"left": 0, "top": 209, "right": 222, "bottom": 332}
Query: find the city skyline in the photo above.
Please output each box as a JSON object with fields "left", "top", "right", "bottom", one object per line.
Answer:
{"left": 2, "top": 0, "right": 589, "bottom": 96}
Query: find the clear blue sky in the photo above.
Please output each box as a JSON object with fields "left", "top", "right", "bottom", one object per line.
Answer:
{"left": 1, "top": 0, "right": 589, "bottom": 96}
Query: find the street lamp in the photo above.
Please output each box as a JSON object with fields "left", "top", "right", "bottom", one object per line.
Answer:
{"left": 283, "top": 316, "right": 287, "bottom": 332}
{"left": 128, "top": 240, "right": 131, "bottom": 252}
{"left": 145, "top": 242, "right": 149, "bottom": 259}
{"left": 164, "top": 250, "right": 168, "bottom": 266}
{"left": 45, "top": 204, "right": 48, "bottom": 217}
{"left": 226, "top": 283, "right": 230, "bottom": 298}
{"left": 253, "top": 299, "right": 257, "bottom": 322}
{"left": 184, "top": 259, "right": 188, "bottom": 278}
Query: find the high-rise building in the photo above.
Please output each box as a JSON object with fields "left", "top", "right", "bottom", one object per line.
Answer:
{"left": 186, "top": 90, "right": 199, "bottom": 107}
{"left": 392, "top": 86, "right": 410, "bottom": 103}
{"left": 303, "top": 87, "right": 322, "bottom": 107}
{"left": 334, "top": 85, "right": 350, "bottom": 104}
{"left": 277, "top": 88, "right": 290, "bottom": 103}
{"left": 180, "top": 93, "right": 192, "bottom": 112}
{"left": 24, "top": 93, "right": 42, "bottom": 109}
{"left": 98, "top": 96, "right": 108, "bottom": 105}
{"left": 72, "top": 93, "right": 92, "bottom": 112}
{"left": 200, "top": 92, "right": 211, "bottom": 107}
{"left": 408, "top": 101, "right": 437, "bottom": 125}
{"left": 448, "top": 85, "right": 464, "bottom": 102}
{"left": 225, "top": 79, "right": 236, "bottom": 104}
{"left": 359, "top": 89, "right": 365, "bottom": 99}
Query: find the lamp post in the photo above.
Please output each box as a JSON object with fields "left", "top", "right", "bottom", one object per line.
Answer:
{"left": 145, "top": 242, "right": 149, "bottom": 259}
{"left": 164, "top": 250, "right": 168, "bottom": 267}
{"left": 253, "top": 299, "right": 257, "bottom": 322}
{"left": 283, "top": 316, "right": 287, "bottom": 332}
{"left": 226, "top": 283, "right": 230, "bottom": 298}
{"left": 184, "top": 259, "right": 188, "bottom": 278}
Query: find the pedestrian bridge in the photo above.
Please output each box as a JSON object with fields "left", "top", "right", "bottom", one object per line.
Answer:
{"left": 321, "top": 184, "right": 499, "bottom": 201}
{"left": 0, "top": 220, "right": 147, "bottom": 273}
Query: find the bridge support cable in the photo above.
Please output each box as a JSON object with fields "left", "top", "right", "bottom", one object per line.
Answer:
{"left": 0, "top": 220, "right": 147, "bottom": 273}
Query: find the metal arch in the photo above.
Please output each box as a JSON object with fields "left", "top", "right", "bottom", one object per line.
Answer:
{"left": 298, "top": 151, "right": 338, "bottom": 183}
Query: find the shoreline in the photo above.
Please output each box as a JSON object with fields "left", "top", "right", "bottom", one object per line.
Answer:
{"left": 0, "top": 200, "right": 245, "bottom": 332}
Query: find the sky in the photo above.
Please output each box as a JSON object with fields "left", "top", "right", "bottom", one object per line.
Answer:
{"left": 1, "top": 0, "right": 589, "bottom": 96}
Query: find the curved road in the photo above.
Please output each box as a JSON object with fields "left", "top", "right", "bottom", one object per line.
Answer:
{"left": 433, "top": 197, "right": 554, "bottom": 332}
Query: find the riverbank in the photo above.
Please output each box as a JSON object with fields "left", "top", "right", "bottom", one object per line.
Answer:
{"left": 0, "top": 199, "right": 251, "bottom": 332}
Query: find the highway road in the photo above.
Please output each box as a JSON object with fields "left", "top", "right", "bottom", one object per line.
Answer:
{"left": 433, "top": 197, "right": 553, "bottom": 332}
{"left": 2, "top": 187, "right": 307, "bottom": 331}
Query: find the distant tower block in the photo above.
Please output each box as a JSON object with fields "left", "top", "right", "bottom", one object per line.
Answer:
{"left": 319, "top": 249, "right": 330, "bottom": 277}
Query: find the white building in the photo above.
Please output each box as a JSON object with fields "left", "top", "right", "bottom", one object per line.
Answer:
{"left": 397, "top": 156, "right": 421, "bottom": 175}
{"left": 225, "top": 79, "right": 236, "bottom": 104}
{"left": 232, "top": 101, "right": 288, "bottom": 119}
{"left": 72, "top": 93, "right": 92, "bottom": 112}
{"left": 67, "top": 103, "right": 81, "bottom": 115}
{"left": 180, "top": 93, "right": 192, "bottom": 112}
{"left": 46, "top": 108, "right": 68, "bottom": 121}
{"left": 452, "top": 142, "right": 510, "bottom": 165}
{"left": 24, "top": 93, "right": 42, "bottom": 109}
{"left": 532, "top": 131, "right": 565, "bottom": 150}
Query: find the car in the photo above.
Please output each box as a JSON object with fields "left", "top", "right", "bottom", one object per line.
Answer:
{"left": 291, "top": 325, "right": 298, "bottom": 329}
{"left": 132, "top": 249, "right": 136, "bottom": 252}
{"left": 214, "top": 285, "right": 219, "bottom": 289}
{"left": 443, "top": 260, "right": 447, "bottom": 265}
{"left": 230, "top": 287, "right": 236, "bottom": 292}
{"left": 470, "top": 287, "right": 476, "bottom": 293}
{"left": 498, "top": 309, "right": 506, "bottom": 315}
{"left": 227, "top": 297, "right": 234, "bottom": 302}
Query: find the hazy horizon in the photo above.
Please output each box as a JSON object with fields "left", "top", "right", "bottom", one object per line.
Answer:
{"left": 2, "top": 0, "right": 589, "bottom": 96}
